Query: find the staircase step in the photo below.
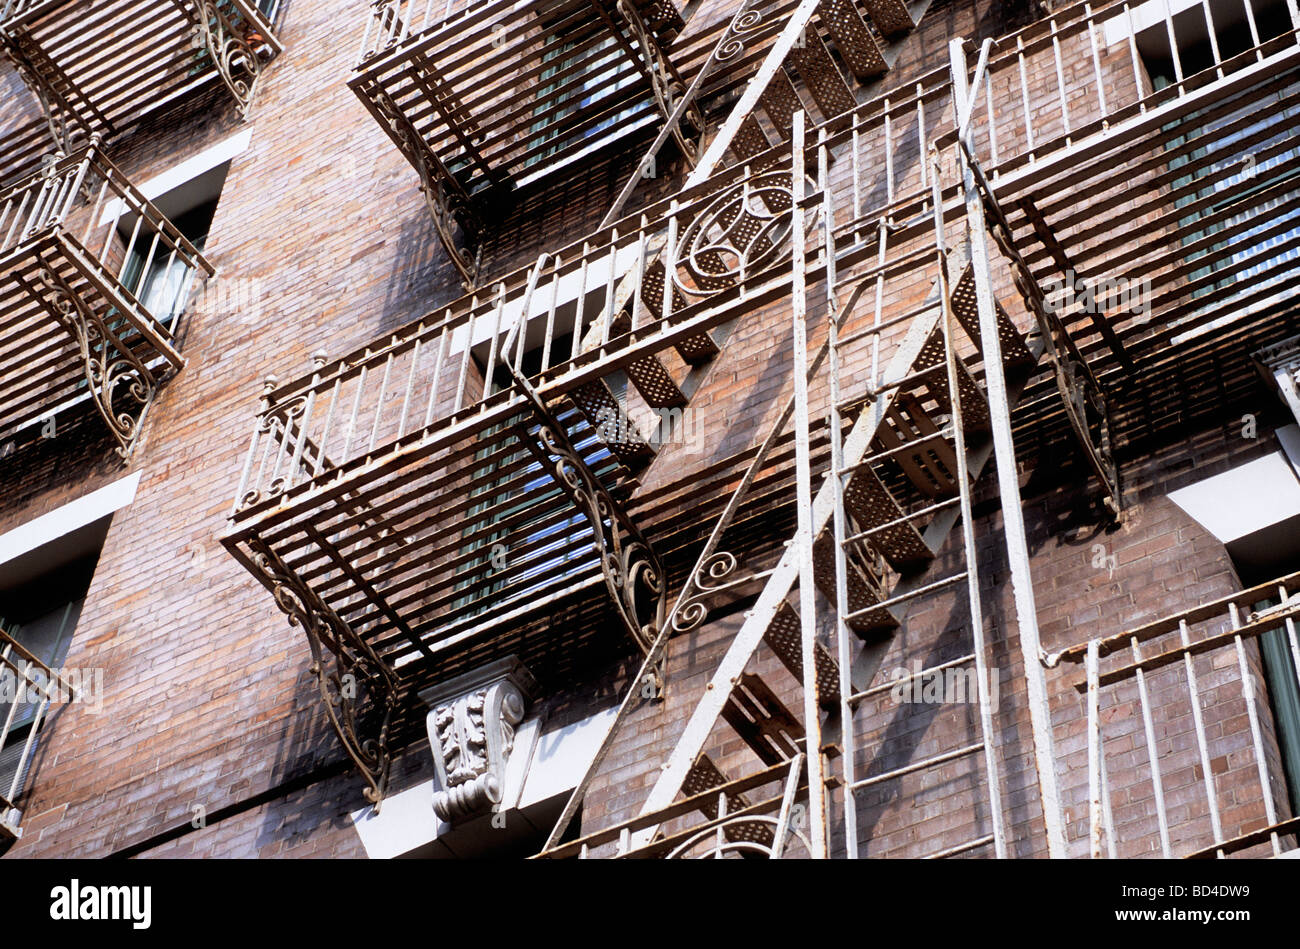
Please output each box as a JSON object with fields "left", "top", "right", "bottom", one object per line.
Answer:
{"left": 682, "top": 754, "right": 775, "bottom": 848}
{"left": 861, "top": 0, "right": 914, "bottom": 37}
{"left": 730, "top": 116, "right": 772, "bottom": 163}
{"left": 638, "top": 260, "right": 719, "bottom": 363}
{"left": 842, "top": 458, "right": 933, "bottom": 570}
{"left": 811, "top": 532, "right": 898, "bottom": 636}
{"left": 568, "top": 380, "right": 655, "bottom": 467}
{"left": 721, "top": 673, "right": 804, "bottom": 766}
{"left": 913, "top": 329, "right": 991, "bottom": 432}
{"left": 817, "top": 0, "right": 888, "bottom": 80}
{"left": 949, "top": 264, "right": 1034, "bottom": 368}
{"left": 625, "top": 353, "right": 688, "bottom": 408}
{"left": 786, "top": 28, "right": 858, "bottom": 121}
{"left": 762, "top": 600, "right": 846, "bottom": 705}
{"left": 875, "top": 393, "right": 964, "bottom": 499}
{"left": 759, "top": 69, "right": 803, "bottom": 141}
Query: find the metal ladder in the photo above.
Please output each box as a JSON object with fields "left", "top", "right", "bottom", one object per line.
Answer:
{"left": 536, "top": 114, "right": 1050, "bottom": 857}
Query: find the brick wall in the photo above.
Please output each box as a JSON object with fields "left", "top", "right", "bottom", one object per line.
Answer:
{"left": 0, "top": 0, "right": 1294, "bottom": 860}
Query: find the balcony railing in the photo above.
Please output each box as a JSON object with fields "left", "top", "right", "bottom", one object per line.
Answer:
{"left": 229, "top": 0, "right": 1300, "bottom": 805}
{"left": 0, "top": 624, "right": 80, "bottom": 843}
{"left": 1048, "top": 571, "right": 1300, "bottom": 858}
{"left": 0, "top": 139, "right": 214, "bottom": 457}
{"left": 0, "top": 0, "right": 283, "bottom": 183}
{"left": 351, "top": 0, "right": 689, "bottom": 287}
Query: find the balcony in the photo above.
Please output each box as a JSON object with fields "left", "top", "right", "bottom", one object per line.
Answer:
{"left": 0, "top": 622, "right": 80, "bottom": 843}
{"left": 222, "top": 146, "right": 812, "bottom": 802}
{"left": 0, "top": 141, "right": 214, "bottom": 457}
{"left": 0, "top": 0, "right": 283, "bottom": 183}
{"left": 350, "top": 0, "right": 690, "bottom": 288}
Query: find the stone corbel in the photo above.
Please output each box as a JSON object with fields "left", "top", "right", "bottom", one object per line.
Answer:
{"left": 421, "top": 657, "right": 538, "bottom": 824}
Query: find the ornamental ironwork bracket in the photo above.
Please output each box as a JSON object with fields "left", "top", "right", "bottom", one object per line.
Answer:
{"left": 188, "top": 0, "right": 279, "bottom": 118}
{"left": 962, "top": 148, "right": 1123, "bottom": 516}
{"left": 26, "top": 253, "right": 163, "bottom": 460}
{"left": 361, "top": 81, "right": 484, "bottom": 291}
{"left": 0, "top": 31, "right": 101, "bottom": 159}
{"left": 506, "top": 369, "right": 667, "bottom": 685}
{"left": 609, "top": 0, "right": 703, "bottom": 168}
{"left": 245, "top": 536, "right": 399, "bottom": 808}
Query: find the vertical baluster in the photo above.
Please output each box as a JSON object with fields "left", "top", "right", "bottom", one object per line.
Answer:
{"left": 1242, "top": 0, "right": 1263, "bottom": 62}
{"left": 455, "top": 298, "right": 479, "bottom": 412}
{"left": 1163, "top": 0, "right": 1186, "bottom": 93}
{"left": 1228, "top": 602, "right": 1282, "bottom": 855}
{"left": 369, "top": 347, "right": 396, "bottom": 453}
{"left": 342, "top": 359, "right": 369, "bottom": 458}
{"left": 1130, "top": 635, "right": 1172, "bottom": 857}
{"left": 1085, "top": 4, "right": 1108, "bottom": 122}
{"left": 424, "top": 320, "right": 451, "bottom": 428}
{"left": 573, "top": 241, "right": 591, "bottom": 361}
{"left": 316, "top": 373, "right": 342, "bottom": 477}
{"left": 483, "top": 284, "right": 506, "bottom": 399}
{"left": 884, "top": 96, "right": 894, "bottom": 204}
{"left": 661, "top": 200, "right": 678, "bottom": 326}
{"left": 1017, "top": 35, "right": 1035, "bottom": 162}
{"left": 603, "top": 227, "right": 619, "bottom": 346}
{"left": 1086, "top": 639, "right": 1104, "bottom": 858}
{"left": 1050, "top": 17, "right": 1071, "bottom": 146}
{"left": 288, "top": 352, "right": 327, "bottom": 487}
{"left": 250, "top": 375, "right": 278, "bottom": 503}
{"left": 542, "top": 256, "right": 561, "bottom": 372}
{"left": 398, "top": 333, "right": 422, "bottom": 439}
{"left": 1124, "top": 2, "right": 1148, "bottom": 109}
{"left": 1202, "top": 0, "right": 1224, "bottom": 78}
{"left": 1180, "top": 618, "right": 1225, "bottom": 853}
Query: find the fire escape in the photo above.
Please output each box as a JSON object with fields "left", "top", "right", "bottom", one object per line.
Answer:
{"left": 229, "top": 0, "right": 1300, "bottom": 858}
{"left": 227, "top": 0, "right": 928, "bottom": 806}
{"left": 0, "top": 140, "right": 215, "bottom": 457}
{"left": 0, "top": 0, "right": 283, "bottom": 186}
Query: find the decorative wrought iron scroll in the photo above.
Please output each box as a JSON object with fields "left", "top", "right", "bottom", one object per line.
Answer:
{"left": 30, "top": 256, "right": 162, "bottom": 459}
{"left": 190, "top": 0, "right": 278, "bottom": 118}
{"left": 507, "top": 376, "right": 666, "bottom": 659}
{"left": 246, "top": 537, "right": 399, "bottom": 807}
{"left": 361, "top": 82, "right": 484, "bottom": 290}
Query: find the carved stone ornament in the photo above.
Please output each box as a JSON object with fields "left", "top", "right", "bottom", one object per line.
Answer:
{"left": 420, "top": 657, "right": 538, "bottom": 824}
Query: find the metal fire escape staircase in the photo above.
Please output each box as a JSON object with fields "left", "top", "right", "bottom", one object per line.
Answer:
{"left": 567, "top": 0, "right": 931, "bottom": 478}
{"left": 537, "top": 154, "right": 1048, "bottom": 856}
{"left": 529, "top": 28, "right": 1130, "bottom": 856}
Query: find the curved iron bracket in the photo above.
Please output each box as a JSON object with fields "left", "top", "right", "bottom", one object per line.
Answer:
{"left": 362, "top": 81, "right": 484, "bottom": 291}
{"left": 28, "top": 256, "right": 161, "bottom": 460}
{"left": 507, "top": 369, "right": 667, "bottom": 683}
{"left": 246, "top": 537, "right": 399, "bottom": 808}
{"left": 190, "top": 0, "right": 280, "bottom": 118}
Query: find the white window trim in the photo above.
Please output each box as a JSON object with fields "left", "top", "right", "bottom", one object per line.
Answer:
{"left": 98, "top": 129, "right": 253, "bottom": 227}
{"left": 0, "top": 471, "right": 140, "bottom": 571}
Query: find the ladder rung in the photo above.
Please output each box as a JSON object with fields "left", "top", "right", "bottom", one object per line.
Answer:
{"left": 835, "top": 296, "right": 936, "bottom": 349}
{"left": 837, "top": 429, "right": 957, "bottom": 476}
{"left": 844, "top": 497, "right": 960, "bottom": 546}
{"left": 850, "top": 741, "right": 985, "bottom": 791}
{"left": 844, "top": 570, "right": 966, "bottom": 621}
{"left": 923, "top": 834, "right": 995, "bottom": 859}
{"left": 851, "top": 653, "right": 976, "bottom": 703}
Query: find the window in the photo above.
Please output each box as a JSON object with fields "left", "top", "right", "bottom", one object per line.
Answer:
{"left": 0, "top": 475, "right": 132, "bottom": 844}
{"left": 1137, "top": 0, "right": 1300, "bottom": 307}
{"left": 453, "top": 335, "right": 608, "bottom": 615}
{"left": 524, "top": 7, "right": 648, "bottom": 175}
{"left": 120, "top": 198, "right": 218, "bottom": 329}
